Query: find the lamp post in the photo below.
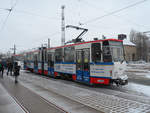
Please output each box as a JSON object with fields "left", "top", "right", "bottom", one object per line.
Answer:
{"left": 10, "top": 44, "right": 16, "bottom": 63}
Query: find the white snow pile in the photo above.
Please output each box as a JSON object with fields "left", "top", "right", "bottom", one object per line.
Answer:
{"left": 123, "top": 39, "right": 135, "bottom": 46}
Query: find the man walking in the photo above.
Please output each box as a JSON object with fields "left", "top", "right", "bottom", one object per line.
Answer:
{"left": 0, "top": 62, "right": 4, "bottom": 78}
{"left": 13, "top": 62, "right": 20, "bottom": 83}
{"left": 7, "top": 62, "right": 13, "bottom": 76}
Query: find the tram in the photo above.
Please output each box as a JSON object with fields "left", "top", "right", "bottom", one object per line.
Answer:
{"left": 23, "top": 38, "right": 128, "bottom": 86}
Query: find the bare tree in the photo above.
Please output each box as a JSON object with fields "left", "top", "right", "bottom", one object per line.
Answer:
{"left": 129, "top": 29, "right": 137, "bottom": 44}
{"left": 129, "top": 30, "right": 149, "bottom": 61}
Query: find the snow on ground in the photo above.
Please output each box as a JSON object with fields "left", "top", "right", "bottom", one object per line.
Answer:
{"left": 9, "top": 71, "right": 150, "bottom": 113}
{"left": 128, "top": 83, "right": 150, "bottom": 97}
{"left": 0, "top": 83, "right": 26, "bottom": 113}
{"left": 126, "top": 63, "right": 150, "bottom": 79}
{"left": 125, "top": 63, "right": 150, "bottom": 97}
{"left": 145, "top": 73, "right": 150, "bottom": 79}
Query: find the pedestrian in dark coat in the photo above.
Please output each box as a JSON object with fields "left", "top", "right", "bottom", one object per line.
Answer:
{"left": 13, "top": 62, "right": 20, "bottom": 83}
{"left": 0, "top": 62, "right": 4, "bottom": 78}
{"left": 7, "top": 62, "right": 13, "bottom": 76}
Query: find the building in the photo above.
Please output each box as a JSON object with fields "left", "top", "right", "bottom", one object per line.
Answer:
{"left": 123, "top": 39, "right": 137, "bottom": 61}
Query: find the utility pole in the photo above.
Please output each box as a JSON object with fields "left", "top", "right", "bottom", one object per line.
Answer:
{"left": 14, "top": 44, "right": 16, "bottom": 55}
{"left": 61, "top": 5, "right": 65, "bottom": 46}
{"left": 10, "top": 44, "right": 16, "bottom": 62}
{"left": 10, "top": 44, "right": 16, "bottom": 55}
{"left": 48, "top": 38, "right": 50, "bottom": 48}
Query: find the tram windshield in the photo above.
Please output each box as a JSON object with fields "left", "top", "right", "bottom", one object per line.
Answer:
{"left": 103, "top": 41, "right": 124, "bottom": 62}
{"left": 109, "top": 41, "right": 124, "bottom": 62}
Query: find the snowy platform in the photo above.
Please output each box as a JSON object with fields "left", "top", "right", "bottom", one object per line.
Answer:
{"left": 17, "top": 72, "right": 150, "bottom": 113}
{"left": 0, "top": 83, "right": 26, "bottom": 113}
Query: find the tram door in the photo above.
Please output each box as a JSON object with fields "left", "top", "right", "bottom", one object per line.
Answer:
{"left": 41, "top": 49, "right": 44, "bottom": 75}
{"left": 39, "top": 47, "right": 46, "bottom": 75}
{"left": 48, "top": 53, "right": 54, "bottom": 76}
{"left": 33, "top": 54, "right": 38, "bottom": 73}
{"left": 76, "top": 49, "right": 90, "bottom": 82}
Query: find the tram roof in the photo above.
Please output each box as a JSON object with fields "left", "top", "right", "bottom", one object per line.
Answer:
{"left": 15, "top": 39, "right": 122, "bottom": 55}
{"left": 47, "top": 38, "right": 122, "bottom": 50}
{"left": 13, "top": 54, "right": 24, "bottom": 57}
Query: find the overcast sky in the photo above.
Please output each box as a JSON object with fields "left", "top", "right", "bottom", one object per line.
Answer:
{"left": 0, "top": 0, "right": 150, "bottom": 53}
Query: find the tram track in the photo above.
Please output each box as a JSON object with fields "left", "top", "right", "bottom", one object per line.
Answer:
{"left": 11, "top": 86, "right": 68, "bottom": 113}
{"left": 0, "top": 76, "right": 68, "bottom": 113}
{"left": 10, "top": 95, "right": 30, "bottom": 113}
{"left": 22, "top": 71, "right": 150, "bottom": 105}
{"left": 18, "top": 72, "right": 150, "bottom": 113}
{"left": 6, "top": 74, "right": 103, "bottom": 113}
{"left": 24, "top": 71, "right": 148, "bottom": 97}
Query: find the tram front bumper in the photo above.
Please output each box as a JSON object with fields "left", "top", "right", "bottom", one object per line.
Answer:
{"left": 113, "top": 75, "right": 128, "bottom": 86}
{"left": 119, "top": 79, "right": 128, "bottom": 85}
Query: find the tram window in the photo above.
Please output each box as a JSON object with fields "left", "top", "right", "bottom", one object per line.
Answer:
{"left": 44, "top": 50, "right": 47, "bottom": 62}
{"left": 109, "top": 41, "right": 124, "bottom": 62}
{"left": 34, "top": 54, "right": 38, "bottom": 66}
{"left": 37, "top": 52, "right": 40, "bottom": 62}
{"left": 27, "top": 54, "right": 29, "bottom": 60}
{"left": 64, "top": 47, "right": 75, "bottom": 62}
{"left": 38, "top": 51, "right": 42, "bottom": 62}
{"left": 76, "top": 50, "right": 82, "bottom": 70}
{"left": 91, "top": 43, "right": 101, "bottom": 62}
{"left": 28, "top": 54, "right": 30, "bottom": 61}
{"left": 55, "top": 48, "right": 63, "bottom": 62}
{"left": 26, "top": 55, "right": 28, "bottom": 59}
{"left": 103, "top": 41, "right": 112, "bottom": 62}
{"left": 29, "top": 54, "right": 31, "bottom": 60}
{"left": 47, "top": 54, "right": 50, "bottom": 66}
{"left": 29, "top": 54, "right": 33, "bottom": 61}
{"left": 48, "top": 53, "right": 54, "bottom": 67}
{"left": 83, "top": 49, "right": 90, "bottom": 70}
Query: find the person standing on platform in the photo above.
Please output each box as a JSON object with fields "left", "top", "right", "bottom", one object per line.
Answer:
{"left": 0, "top": 62, "right": 4, "bottom": 78}
{"left": 13, "top": 62, "right": 20, "bottom": 83}
{"left": 7, "top": 62, "right": 13, "bottom": 76}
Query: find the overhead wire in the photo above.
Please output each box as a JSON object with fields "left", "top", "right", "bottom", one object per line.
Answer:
{"left": 78, "top": 0, "right": 81, "bottom": 25}
{"left": 0, "top": 0, "right": 18, "bottom": 32}
{"left": 0, "top": 11, "right": 11, "bottom": 32}
{"left": 11, "top": 0, "right": 59, "bottom": 21}
{"left": 29, "top": 31, "right": 60, "bottom": 49}
{"left": 0, "top": 7, "right": 8, "bottom": 9}
{"left": 0, "top": 0, "right": 61, "bottom": 51}
{"left": 1, "top": 0, "right": 60, "bottom": 49}
{"left": 0, "top": 8, "right": 10, "bottom": 11}
{"left": 82, "top": 0, "right": 148, "bottom": 25}
{"left": 11, "top": 0, "right": 18, "bottom": 9}
{"left": 34, "top": 31, "right": 60, "bottom": 41}
{"left": 81, "top": 0, "right": 150, "bottom": 29}
{"left": 14, "top": 9, "right": 59, "bottom": 20}
{"left": 11, "top": 0, "right": 15, "bottom": 7}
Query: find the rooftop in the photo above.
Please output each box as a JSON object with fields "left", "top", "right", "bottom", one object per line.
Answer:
{"left": 123, "top": 39, "right": 136, "bottom": 46}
